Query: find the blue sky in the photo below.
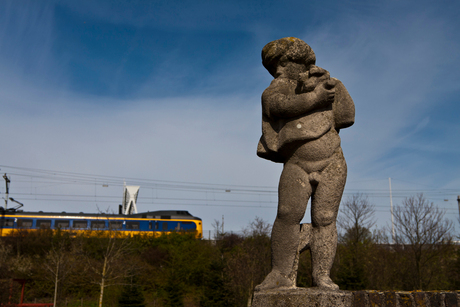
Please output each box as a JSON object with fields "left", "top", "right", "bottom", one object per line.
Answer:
{"left": 1, "top": 0, "right": 459, "bottom": 235}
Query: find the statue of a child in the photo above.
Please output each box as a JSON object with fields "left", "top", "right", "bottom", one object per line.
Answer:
{"left": 256, "top": 37, "right": 355, "bottom": 291}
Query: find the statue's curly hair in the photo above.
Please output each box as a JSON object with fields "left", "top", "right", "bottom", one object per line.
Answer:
{"left": 262, "top": 37, "right": 316, "bottom": 77}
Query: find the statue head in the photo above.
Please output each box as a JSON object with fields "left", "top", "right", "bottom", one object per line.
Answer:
{"left": 262, "top": 37, "right": 316, "bottom": 77}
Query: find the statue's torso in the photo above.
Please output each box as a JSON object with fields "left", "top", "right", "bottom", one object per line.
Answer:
{"left": 260, "top": 78, "right": 342, "bottom": 169}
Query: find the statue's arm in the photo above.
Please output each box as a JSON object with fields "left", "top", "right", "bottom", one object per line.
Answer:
{"left": 262, "top": 79, "right": 334, "bottom": 118}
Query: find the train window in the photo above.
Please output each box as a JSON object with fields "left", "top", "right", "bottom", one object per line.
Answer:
{"left": 17, "top": 219, "right": 33, "bottom": 228}
{"left": 155, "top": 222, "right": 159, "bottom": 230}
{"left": 175, "top": 222, "right": 180, "bottom": 231}
{"left": 37, "top": 220, "right": 52, "bottom": 229}
{"left": 162, "top": 222, "right": 168, "bottom": 231}
{"left": 55, "top": 220, "right": 70, "bottom": 229}
{"left": 109, "top": 221, "right": 123, "bottom": 229}
{"left": 74, "top": 220, "right": 88, "bottom": 229}
{"left": 126, "top": 222, "right": 140, "bottom": 230}
{"left": 0, "top": 219, "right": 14, "bottom": 227}
{"left": 179, "top": 221, "right": 196, "bottom": 230}
{"left": 91, "top": 221, "right": 106, "bottom": 229}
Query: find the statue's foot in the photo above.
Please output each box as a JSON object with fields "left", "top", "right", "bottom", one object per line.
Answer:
{"left": 313, "top": 276, "right": 339, "bottom": 291}
{"left": 255, "top": 270, "right": 295, "bottom": 291}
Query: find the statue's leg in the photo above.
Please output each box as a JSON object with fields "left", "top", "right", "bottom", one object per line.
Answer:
{"left": 310, "top": 152, "right": 347, "bottom": 290}
{"left": 255, "top": 162, "right": 311, "bottom": 291}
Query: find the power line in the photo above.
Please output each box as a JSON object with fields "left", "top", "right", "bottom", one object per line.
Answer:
{"left": 1, "top": 165, "right": 459, "bottom": 214}
{"left": 0, "top": 165, "right": 276, "bottom": 190}
{"left": 3, "top": 164, "right": 458, "bottom": 195}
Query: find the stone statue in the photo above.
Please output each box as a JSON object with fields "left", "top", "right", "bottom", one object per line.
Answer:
{"left": 255, "top": 37, "right": 355, "bottom": 291}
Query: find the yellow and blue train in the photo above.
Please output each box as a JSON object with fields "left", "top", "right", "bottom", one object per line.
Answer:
{"left": 0, "top": 209, "right": 202, "bottom": 238}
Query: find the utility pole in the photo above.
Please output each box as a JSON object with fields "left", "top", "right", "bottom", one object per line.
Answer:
{"left": 3, "top": 174, "right": 10, "bottom": 210}
{"left": 389, "top": 178, "right": 395, "bottom": 244}
{"left": 457, "top": 195, "right": 460, "bottom": 220}
{"left": 1, "top": 174, "right": 23, "bottom": 211}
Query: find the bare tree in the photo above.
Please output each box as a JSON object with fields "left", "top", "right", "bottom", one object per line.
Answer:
{"left": 338, "top": 194, "right": 376, "bottom": 243}
{"left": 226, "top": 217, "right": 271, "bottom": 306}
{"left": 79, "top": 231, "right": 133, "bottom": 307}
{"left": 393, "top": 194, "right": 453, "bottom": 290}
{"left": 334, "top": 194, "right": 376, "bottom": 289}
{"left": 242, "top": 216, "right": 272, "bottom": 238}
{"left": 212, "top": 219, "right": 224, "bottom": 240}
{"left": 43, "top": 238, "right": 75, "bottom": 307}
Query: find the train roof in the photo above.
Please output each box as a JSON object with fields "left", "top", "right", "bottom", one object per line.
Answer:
{"left": 0, "top": 209, "right": 201, "bottom": 221}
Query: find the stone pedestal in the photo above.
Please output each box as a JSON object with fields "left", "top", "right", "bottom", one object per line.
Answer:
{"left": 251, "top": 287, "right": 353, "bottom": 307}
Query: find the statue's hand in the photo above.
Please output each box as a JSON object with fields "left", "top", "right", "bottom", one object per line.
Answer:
{"left": 298, "top": 67, "right": 333, "bottom": 94}
{"left": 315, "top": 79, "right": 336, "bottom": 105}
{"left": 323, "top": 78, "right": 337, "bottom": 90}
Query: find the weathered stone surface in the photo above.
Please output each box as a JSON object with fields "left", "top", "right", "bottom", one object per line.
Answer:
{"left": 353, "top": 291, "right": 369, "bottom": 307}
{"left": 255, "top": 37, "right": 355, "bottom": 292}
{"left": 368, "top": 291, "right": 384, "bottom": 307}
{"left": 384, "top": 291, "right": 397, "bottom": 307}
{"left": 250, "top": 290, "right": 460, "bottom": 307}
{"left": 398, "top": 292, "right": 415, "bottom": 307}
{"left": 444, "top": 292, "right": 458, "bottom": 307}
{"left": 251, "top": 288, "right": 353, "bottom": 307}
{"left": 413, "top": 291, "right": 429, "bottom": 307}
{"left": 428, "top": 292, "right": 444, "bottom": 307}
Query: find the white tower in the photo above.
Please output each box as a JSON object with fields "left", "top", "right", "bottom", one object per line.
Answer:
{"left": 122, "top": 184, "right": 140, "bottom": 215}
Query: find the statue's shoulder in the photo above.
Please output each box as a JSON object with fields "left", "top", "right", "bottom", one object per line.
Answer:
{"left": 263, "top": 77, "right": 297, "bottom": 96}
